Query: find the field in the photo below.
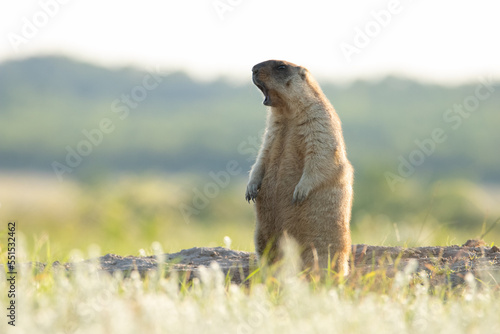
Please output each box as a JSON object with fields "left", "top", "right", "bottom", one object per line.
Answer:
{"left": 1, "top": 174, "right": 500, "bottom": 333}
{"left": 1, "top": 241, "right": 500, "bottom": 333}
{"left": 1, "top": 173, "right": 499, "bottom": 261}
{"left": 1, "top": 57, "right": 500, "bottom": 332}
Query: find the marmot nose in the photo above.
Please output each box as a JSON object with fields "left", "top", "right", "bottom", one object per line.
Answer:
{"left": 252, "top": 63, "right": 263, "bottom": 74}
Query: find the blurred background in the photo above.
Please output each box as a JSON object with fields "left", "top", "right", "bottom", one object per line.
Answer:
{"left": 1, "top": 0, "right": 499, "bottom": 260}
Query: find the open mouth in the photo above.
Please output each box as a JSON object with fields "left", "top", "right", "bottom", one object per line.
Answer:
{"left": 257, "top": 84, "right": 270, "bottom": 106}
{"left": 253, "top": 78, "right": 271, "bottom": 106}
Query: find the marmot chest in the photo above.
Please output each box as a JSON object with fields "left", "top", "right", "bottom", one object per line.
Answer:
{"left": 264, "top": 124, "right": 304, "bottom": 191}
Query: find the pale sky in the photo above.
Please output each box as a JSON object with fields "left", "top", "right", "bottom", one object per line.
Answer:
{"left": 1, "top": 0, "right": 499, "bottom": 84}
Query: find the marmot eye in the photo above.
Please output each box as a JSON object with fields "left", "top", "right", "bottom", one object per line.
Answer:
{"left": 277, "top": 65, "right": 286, "bottom": 70}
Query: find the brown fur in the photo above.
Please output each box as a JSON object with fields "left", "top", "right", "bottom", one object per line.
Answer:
{"left": 246, "top": 60, "right": 353, "bottom": 274}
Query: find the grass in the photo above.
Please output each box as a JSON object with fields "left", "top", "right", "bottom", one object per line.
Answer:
{"left": 1, "top": 243, "right": 499, "bottom": 334}
{"left": 1, "top": 173, "right": 500, "bottom": 332}
{"left": 0, "top": 173, "right": 498, "bottom": 262}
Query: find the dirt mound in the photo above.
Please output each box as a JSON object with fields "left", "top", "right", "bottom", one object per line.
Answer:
{"left": 16, "top": 241, "right": 500, "bottom": 286}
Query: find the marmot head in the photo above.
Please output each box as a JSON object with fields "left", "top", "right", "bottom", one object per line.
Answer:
{"left": 252, "top": 60, "right": 308, "bottom": 107}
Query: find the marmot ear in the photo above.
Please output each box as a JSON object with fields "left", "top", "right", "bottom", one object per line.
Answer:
{"left": 298, "top": 67, "right": 307, "bottom": 80}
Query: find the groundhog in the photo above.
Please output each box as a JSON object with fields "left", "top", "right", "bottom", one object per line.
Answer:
{"left": 245, "top": 60, "right": 353, "bottom": 274}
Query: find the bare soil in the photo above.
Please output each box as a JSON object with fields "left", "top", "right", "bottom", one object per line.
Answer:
{"left": 28, "top": 239, "right": 499, "bottom": 287}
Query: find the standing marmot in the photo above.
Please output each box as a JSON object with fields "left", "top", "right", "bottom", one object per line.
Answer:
{"left": 246, "top": 60, "right": 353, "bottom": 274}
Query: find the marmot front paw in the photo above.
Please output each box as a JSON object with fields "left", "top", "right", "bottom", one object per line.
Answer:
{"left": 292, "top": 181, "right": 312, "bottom": 204}
{"left": 245, "top": 182, "right": 261, "bottom": 203}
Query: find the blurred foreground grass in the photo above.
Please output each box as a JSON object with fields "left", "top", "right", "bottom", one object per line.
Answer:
{"left": 0, "top": 172, "right": 498, "bottom": 263}
{"left": 0, "top": 242, "right": 499, "bottom": 333}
